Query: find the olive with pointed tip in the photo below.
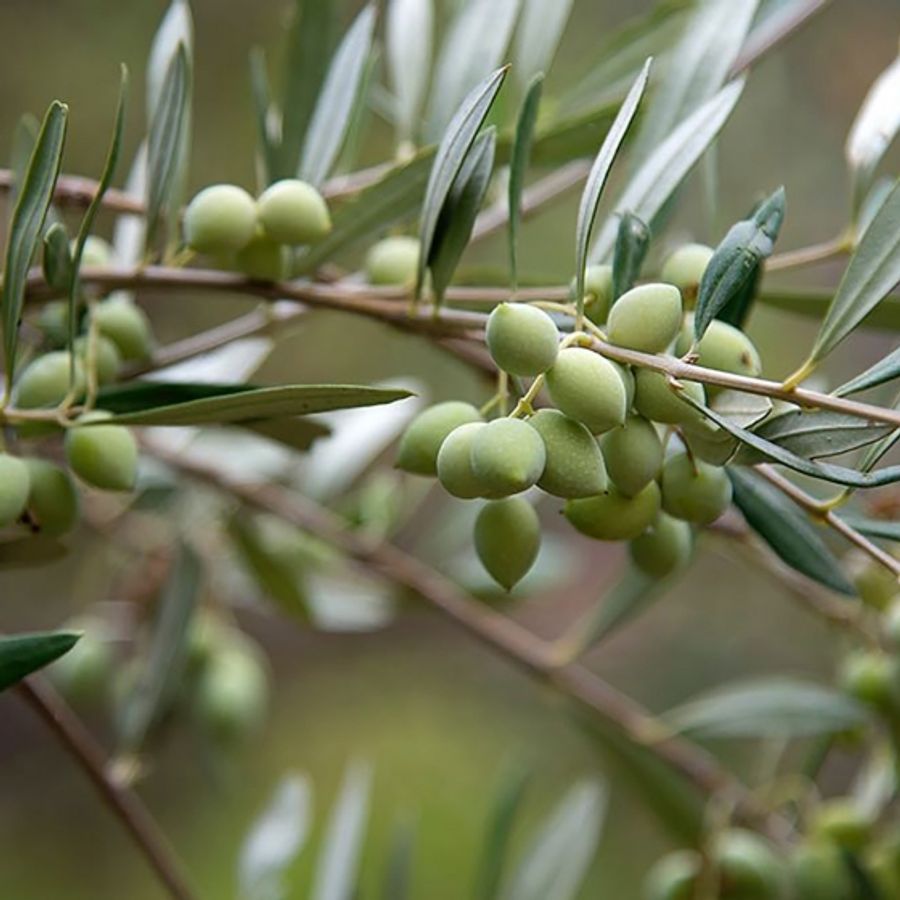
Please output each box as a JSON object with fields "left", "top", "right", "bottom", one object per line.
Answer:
{"left": 545, "top": 347, "right": 628, "bottom": 434}
{"left": 474, "top": 497, "right": 541, "bottom": 591}
{"left": 65, "top": 411, "right": 139, "bottom": 492}
{"left": 14, "top": 351, "right": 84, "bottom": 409}
{"left": 570, "top": 264, "right": 613, "bottom": 324}
{"left": 528, "top": 409, "right": 607, "bottom": 499}
{"left": 660, "top": 452, "right": 732, "bottom": 525}
{"left": 608, "top": 283, "right": 682, "bottom": 353}
{"left": 660, "top": 243, "right": 714, "bottom": 307}
{"left": 92, "top": 297, "right": 155, "bottom": 362}
{"left": 629, "top": 514, "right": 692, "bottom": 578}
{"left": 396, "top": 402, "right": 482, "bottom": 476}
{"left": 677, "top": 314, "right": 762, "bottom": 380}
{"left": 471, "top": 418, "right": 546, "bottom": 497}
{"left": 234, "top": 231, "right": 289, "bottom": 281}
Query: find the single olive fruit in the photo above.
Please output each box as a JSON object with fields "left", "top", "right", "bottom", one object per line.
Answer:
{"left": 601, "top": 414, "right": 663, "bottom": 497}
{"left": 570, "top": 264, "right": 614, "bottom": 325}
{"left": 37, "top": 300, "right": 71, "bottom": 347}
{"left": 629, "top": 514, "right": 693, "bottom": 578}
{"left": 234, "top": 231, "right": 289, "bottom": 281}
{"left": 486, "top": 303, "right": 559, "bottom": 376}
{"left": 677, "top": 315, "right": 762, "bottom": 380}
{"left": 565, "top": 481, "right": 660, "bottom": 541}
{"left": 65, "top": 411, "right": 138, "bottom": 492}
{"left": 643, "top": 850, "right": 702, "bottom": 900}
{"left": 660, "top": 243, "right": 714, "bottom": 307}
{"left": 633, "top": 369, "right": 707, "bottom": 427}
{"left": 396, "top": 401, "right": 482, "bottom": 476}
{"left": 75, "top": 235, "right": 114, "bottom": 268}
{"left": 23, "top": 458, "right": 79, "bottom": 536}
{"left": 92, "top": 297, "right": 154, "bottom": 361}
{"left": 74, "top": 334, "right": 121, "bottom": 385}
{"left": 0, "top": 454, "right": 30, "bottom": 527}
{"left": 527, "top": 409, "right": 607, "bottom": 499}
{"left": 713, "top": 829, "right": 785, "bottom": 899}
{"left": 545, "top": 347, "right": 628, "bottom": 435}
{"left": 661, "top": 452, "right": 732, "bottom": 525}
{"left": 851, "top": 553, "right": 900, "bottom": 610}
{"left": 436, "top": 422, "right": 488, "bottom": 499}
{"left": 838, "top": 650, "right": 900, "bottom": 711}
{"left": 365, "top": 235, "right": 420, "bottom": 286}
{"left": 48, "top": 621, "right": 114, "bottom": 704}
{"left": 474, "top": 497, "right": 541, "bottom": 591}
{"left": 183, "top": 183, "right": 258, "bottom": 254}
{"left": 194, "top": 645, "right": 268, "bottom": 745}
{"left": 810, "top": 800, "right": 873, "bottom": 852}
{"left": 14, "top": 351, "right": 84, "bottom": 409}
{"left": 608, "top": 283, "right": 682, "bottom": 353}
{"left": 257, "top": 178, "right": 331, "bottom": 245}
{"left": 471, "top": 418, "right": 546, "bottom": 497}
{"left": 788, "top": 842, "right": 855, "bottom": 900}
{"left": 186, "top": 612, "right": 234, "bottom": 675}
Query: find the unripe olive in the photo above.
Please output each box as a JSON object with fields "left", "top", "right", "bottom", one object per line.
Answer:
{"left": 194, "top": 645, "right": 268, "bottom": 745}
{"left": 65, "top": 412, "right": 138, "bottom": 492}
{"left": 838, "top": 650, "right": 900, "bottom": 711}
{"left": 660, "top": 243, "right": 714, "bottom": 306}
{"left": 660, "top": 452, "right": 732, "bottom": 525}
{"left": 396, "top": 401, "right": 482, "bottom": 475}
{"left": 365, "top": 235, "right": 420, "bottom": 286}
{"left": 633, "top": 369, "right": 706, "bottom": 427}
{"left": 545, "top": 347, "right": 628, "bottom": 434}
{"left": 788, "top": 842, "right": 855, "bottom": 900}
{"left": 571, "top": 264, "right": 614, "bottom": 325}
{"left": 713, "top": 829, "right": 785, "bottom": 899}
{"left": 186, "top": 612, "right": 234, "bottom": 675}
{"left": 608, "top": 283, "right": 682, "bottom": 353}
{"left": 851, "top": 553, "right": 900, "bottom": 610}
{"left": 14, "top": 351, "right": 84, "bottom": 409}
{"left": 809, "top": 800, "right": 873, "bottom": 851}
{"left": 48, "top": 620, "right": 114, "bottom": 704}
{"left": 37, "top": 300, "right": 71, "bottom": 347}
{"left": 23, "top": 458, "right": 79, "bottom": 536}
{"left": 75, "top": 235, "right": 113, "bottom": 268}
{"left": 474, "top": 497, "right": 541, "bottom": 590}
{"left": 92, "top": 298, "right": 154, "bottom": 361}
{"left": 565, "top": 481, "right": 661, "bottom": 541}
{"left": 629, "top": 514, "right": 692, "bottom": 578}
{"left": 436, "top": 422, "right": 488, "bottom": 499}
{"left": 234, "top": 231, "right": 289, "bottom": 281}
{"left": 601, "top": 414, "right": 663, "bottom": 497}
{"left": 486, "top": 303, "right": 559, "bottom": 376}
{"left": 74, "top": 335, "right": 121, "bottom": 385}
{"left": 470, "top": 418, "right": 546, "bottom": 497}
{"left": 183, "top": 184, "right": 258, "bottom": 254}
{"left": 257, "top": 178, "right": 331, "bottom": 245}
{"left": 527, "top": 409, "right": 607, "bottom": 499}
{"left": 677, "top": 315, "right": 762, "bottom": 380}
{"left": 0, "top": 454, "right": 30, "bottom": 527}
{"left": 643, "top": 850, "right": 701, "bottom": 900}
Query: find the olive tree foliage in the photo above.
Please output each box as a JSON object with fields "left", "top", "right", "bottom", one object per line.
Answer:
{"left": 2, "top": 0, "right": 900, "bottom": 897}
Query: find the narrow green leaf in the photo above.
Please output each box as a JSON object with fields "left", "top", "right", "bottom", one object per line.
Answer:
{"left": 665, "top": 677, "right": 870, "bottom": 738}
{"left": 611, "top": 211, "right": 650, "bottom": 300}
{"left": 810, "top": 177, "right": 900, "bottom": 363}
{"left": 416, "top": 66, "right": 508, "bottom": 299}
{"left": 508, "top": 74, "right": 543, "bottom": 289}
{"left": 527, "top": 100, "right": 619, "bottom": 166}
{"left": 387, "top": 0, "right": 434, "bottom": 145}
{"left": 2, "top": 100, "right": 67, "bottom": 385}
{"left": 248, "top": 48, "right": 279, "bottom": 187}
{"left": 0, "top": 631, "right": 81, "bottom": 692}
{"left": 855, "top": 391, "right": 900, "bottom": 477}
{"left": 147, "top": 0, "right": 193, "bottom": 119}
{"left": 574, "top": 59, "right": 652, "bottom": 318}
{"left": 8, "top": 114, "right": 40, "bottom": 214}
{"left": 298, "top": 5, "right": 376, "bottom": 187}
{"left": 835, "top": 346, "right": 900, "bottom": 397}
{"left": 514, "top": 0, "right": 574, "bottom": 90}
{"left": 41, "top": 222, "right": 72, "bottom": 293}
{"left": 729, "top": 467, "right": 855, "bottom": 595}
{"left": 758, "top": 288, "right": 900, "bottom": 331}
{"left": 836, "top": 515, "right": 900, "bottom": 543}
{"left": 381, "top": 818, "right": 416, "bottom": 900}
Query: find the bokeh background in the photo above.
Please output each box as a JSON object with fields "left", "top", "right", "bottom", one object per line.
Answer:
{"left": 1, "top": 0, "right": 899, "bottom": 897}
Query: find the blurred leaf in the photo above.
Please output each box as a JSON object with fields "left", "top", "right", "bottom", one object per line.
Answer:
{"left": 836, "top": 515, "right": 900, "bottom": 543}
{"left": 0, "top": 536, "right": 68, "bottom": 569}
{"left": 574, "top": 59, "right": 652, "bottom": 317}
{"left": 809, "top": 177, "right": 900, "bottom": 364}
{"left": 298, "top": 5, "right": 376, "bottom": 187}
{"left": 147, "top": 0, "right": 193, "bottom": 119}
{"left": 757, "top": 288, "right": 900, "bottom": 331}
{"left": 0, "top": 631, "right": 81, "bottom": 692}
{"left": 41, "top": 222, "right": 72, "bottom": 293}
{"left": 239, "top": 774, "right": 312, "bottom": 900}
{"left": 527, "top": 101, "right": 619, "bottom": 166}
{"left": 835, "top": 346, "right": 900, "bottom": 397}
{"left": 310, "top": 762, "right": 372, "bottom": 900}
{"left": 508, "top": 74, "right": 543, "bottom": 289}
{"left": 248, "top": 48, "right": 279, "bottom": 186}
{"left": 728, "top": 467, "right": 856, "bottom": 595}
{"left": 612, "top": 211, "right": 650, "bottom": 299}
{"left": 8, "top": 114, "right": 40, "bottom": 213}
{"left": 387, "top": 0, "right": 434, "bottom": 145}
{"left": 513, "top": 0, "right": 573, "bottom": 90}
{"left": 590, "top": 79, "right": 745, "bottom": 262}
{"left": 694, "top": 187, "right": 785, "bottom": 341}
{"left": 381, "top": 818, "right": 416, "bottom": 900}
{"left": 665, "top": 677, "right": 870, "bottom": 737}
{"left": 416, "top": 66, "right": 508, "bottom": 299}
{"left": 851, "top": 743, "right": 897, "bottom": 819}
{"left": 2, "top": 100, "right": 67, "bottom": 385}
{"left": 500, "top": 780, "right": 606, "bottom": 900}
{"left": 241, "top": 417, "right": 331, "bottom": 453}
{"left": 854, "top": 392, "right": 900, "bottom": 478}
{"left": 429, "top": 128, "right": 496, "bottom": 304}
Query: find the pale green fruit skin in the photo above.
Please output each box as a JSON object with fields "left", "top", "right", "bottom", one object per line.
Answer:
{"left": 545, "top": 347, "right": 627, "bottom": 434}
{"left": 436, "top": 422, "right": 489, "bottom": 499}
{"left": 565, "top": 481, "right": 661, "bottom": 541}
{"left": 634, "top": 369, "right": 706, "bottom": 427}
{"left": 65, "top": 412, "right": 138, "bottom": 492}
{"left": 528, "top": 409, "right": 607, "bottom": 499}
{"left": 23, "top": 458, "right": 79, "bottom": 535}
{"left": 474, "top": 497, "right": 541, "bottom": 590}
{"left": 643, "top": 850, "right": 701, "bottom": 900}
{"left": 660, "top": 243, "right": 714, "bottom": 307}
{"left": 571, "top": 264, "right": 613, "bottom": 325}
{"left": 661, "top": 452, "right": 732, "bottom": 525}
{"left": 0, "top": 454, "right": 30, "bottom": 527}
{"left": 608, "top": 283, "right": 682, "bottom": 353}
{"left": 14, "top": 351, "right": 84, "bottom": 408}
{"left": 184, "top": 184, "right": 258, "bottom": 253}
{"left": 612, "top": 361, "right": 635, "bottom": 408}
{"left": 93, "top": 298, "right": 154, "bottom": 361}
{"left": 838, "top": 650, "right": 900, "bottom": 710}
{"left": 365, "top": 236, "right": 420, "bottom": 286}
{"left": 37, "top": 300, "right": 71, "bottom": 347}
{"left": 677, "top": 315, "right": 762, "bottom": 379}
{"left": 257, "top": 179, "right": 331, "bottom": 245}
{"left": 788, "top": 842, "right": 855, "bottom": 900}
{"left": 486, "top": 303, "right": 559, "bottom": 376}
{"left": 601, "top": 414, "right": 663, "bottom": 497}
{"left": 629, "top": 514, "right": 692, "bottom": 578}
{"left": 195, "top": 646, "right": 268, "bottom": 745}
{"left": 396, "top": 401, "right": 481, "bottom": 475}
{"left": 471, "top": 418, "right": 546, "bottom": 497}
{"left": 74, "top": 335, "right": 121, "bottom": 385}
{"left": 48, "top": 623, "right": 114, "bottom": 704}
{"left": 713, "top": 829, "right": 785, "bottom": 899}
{"left": 810, "top": 801, "right": 872, "bottom": 851}
{"left": 75, "top": 235, "right": 113, "bottom": 268}
{"left": 234, "top": 232, "right": 289, "bottom": 281}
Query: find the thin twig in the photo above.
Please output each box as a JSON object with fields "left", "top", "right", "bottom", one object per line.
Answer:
{"left": 767, "top": 235, "right": 849, "bottom": 272}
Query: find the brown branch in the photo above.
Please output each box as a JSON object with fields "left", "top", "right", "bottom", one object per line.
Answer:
{"left": 767, "top": 235, "right": 849, "bottom": 273}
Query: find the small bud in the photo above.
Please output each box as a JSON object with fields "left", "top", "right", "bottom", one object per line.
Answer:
{"left": 660, "top": 452, "right": 732, "bottom": 525}
{"left": 257, "top": 179, "right": 331, "bottom": 245}
{"left": 396, "top": 401, "right": 482, "bottom": 476}
{"left": 470, "top": 418, "right": 546, "bottom": 497}
{"left": 607, "top": 283, "right": 682, "bottom": 353}
{"left": 23, "top": 458, "right": 79, "bottom": 535}
{"left": 365, "top": 236, "right": 420, "bottom": 286}
{"left": 474, "top": 497, "right": 541, "bottom": 590}
{"left": 545, "top": 347, "right": 628, "bottom": 435}
{"left": 65, "top": 411, "right": 138, "bottom": 492}
{"left": 486, "top": 303, "right": 559, "bottom": 376}
{"left": 37, "top": 300, "right": 71, "bottom": 347}
{"left": 184, "top": 184, "right": 258, "bottom": 254}
{"left": 788, "top": 842, "right": 856, "bottom": 900}
{"left": 660, "top": 243, "right": 714, "bottom": 306}
{"left": 564, "top": 481, "right": 661, "bottom": 541}
{"left": 528, "top": 409, "right": 607, "bottom": 499}
{"left": 0, "top": 454, "right": 30, "bottom": 527}
{"left": 600, "top": 414, "right": 663, "bottom": 497}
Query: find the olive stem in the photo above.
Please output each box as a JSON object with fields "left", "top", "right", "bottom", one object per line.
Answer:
{"left": 767, "top": 235, "right": 850, "bottom": 272}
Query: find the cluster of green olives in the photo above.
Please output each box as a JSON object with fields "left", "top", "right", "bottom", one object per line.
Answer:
{"left": 396, "top": 245, "right": 763, "bottom": 591}
{"left": 183, "top": 178, "right": 332, "bottom": 280}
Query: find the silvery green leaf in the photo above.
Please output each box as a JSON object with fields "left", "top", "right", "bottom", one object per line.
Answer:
{"left": 858, "top": 176, "right": 894, "bottom": 238}
{"left": 381, "top": 819, "right": 416, "bottom": 900}
{"left": 299, "top": 5, "right": 376, "bottom": 187}
{"left": 387, "top": 0, "right": 434, "bottom": 144}
{"left": 513, "top": 0, "right": 574, "bottom": 90}
{"left": 147, "top": 0, "right": 193, "bottom": 120}
{"left": 0, "top": 631, "right": 81, "bottom": 692}
{"left": 612, "top": 211, "right": 650, "bottom": 299}
{"left": 711, "top": 388, "right": 772, "bottom": 427}
{"left": 8, "top": 114, "right": 40, "bottom": 215}
{"left": 590, "top": 78, "right": 745, "bottom": 262}
{"left": 249, "top": 47, "right": 279, "bottom": 186}
{"left": 113, "top": 142, "right": 147, "bottom": 271}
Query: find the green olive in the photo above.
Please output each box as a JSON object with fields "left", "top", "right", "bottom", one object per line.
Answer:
{"left": 436, "top": 422, "right": 488, "bottom": 499}
{"left": 65, "top": 411, "right": 138, "bottom": 492}
{"left": 601, "top": 414, "right": 663, "bottom": 497}
{"left": 528, "top": 408, "right": 607, "bottom": 499}
{"left": 545, "top": 347, "right": 628, "bottom": 434}
{"left": 564, "top": 481, "right": 660, "bottom": 541}
{"left": 633, "top": 369, "right": 706, "bottom": 427}
{"left": 677, "top": 315, "right": 762, "bottom": 380}
{"left": 0, "top": 454, "right": 30, "bottom": 527}
{"left": 629, "top": 514, "right": 692, "bottom": 578}
{"left": 643, "top": 850, "right": 702, "bottom": 900}
{"left": 788, "top": 842, "right": 855, "bottom": 900}
{"left": 713, "top": 829, "right": 785, "bottom": 899}
{"left": 365, "top": 235, "right": 420, "bottom": 286}
{"left": 570, "top": 264, "right": 614, "bottom": 325}
{"left": 474, "top": 497, "right": 541, "bottom": 590}
{"left": 14, "top": 351, "right": 84, "bottom": 409}
{"left": 23, "top": 458, "right": 79, "bottom": 535}
{"left": 608, "top": 283, "right": 682, "bottom": 353}
{"left": 37, "top": 300, "right": 71, "bottom": 347}
{"left": 660, "top": 452, "right": 732, "bottom": 525}
{"left": 852, "top": 553, "right": 900, "bottom": 610}
{"left": 470, "top": 418, "right": 546, "bottom": 497}
{"left": 184, "top": 184, "right": 258, "bottom": 254}
{"left": 396, "top": 401, "right": 482, "bottom": 476}
{"left": 48, "top": 619, "right": 114, "bottom": 704}
{"left": 486, "top": 303, "right": 559, "bottom": 376}
{"left": 838, "top": 650, "right": 900, "bottom": 711}
{"left": 74, "top": 334, "right": 121, "bottom": 385}
{"left": 92, "top": 298, "right": 154, "bottom": 361}
{"left": 74, "top": 235, "right": 114, "bottom": 268}
{"left": 257, "top": 178, "right": 331, "bottom": 245}
{"left": 234, "top": 231, "right": 289, "bottom": 281}
{"left": 809, "top": 800, "right": 873, "bottom": 852}
{"left": 660, "top": 243, "right": 714, "bottom": 307}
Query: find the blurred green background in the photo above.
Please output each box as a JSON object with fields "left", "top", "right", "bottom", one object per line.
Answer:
{"left": 1, "top": 0, "right": 899, "bottom": 897}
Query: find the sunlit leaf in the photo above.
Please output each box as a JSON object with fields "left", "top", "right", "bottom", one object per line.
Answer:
{"left": 514, "top": 0, "right": 573, "bottom": 90}
{"left": 387, "top": 0, "right": 434, "bottom": 145}
{"left": 612, "top": 211, "right": 650, "bottom": 300}
{"left": 0, "top": 631, "right": 81, "bottom": 692}
{"left": 835, "top": 345, "right": 900, "bottom": 397}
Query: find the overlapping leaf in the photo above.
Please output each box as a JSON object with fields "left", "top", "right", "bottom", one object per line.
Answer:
{"left": 835, "top": 345, "right": 900, "bottom": 397}
{"left": 611, "top": 211, "right": 650, "bottom": 299}
{"left": 0, "top": 631, "right": 81, "bottom": 692}
{"left": 387, "top": 0, "right": 434, "bottom": 145}
{"left": 514, "top": 0, "right": 574, "bottom": 90}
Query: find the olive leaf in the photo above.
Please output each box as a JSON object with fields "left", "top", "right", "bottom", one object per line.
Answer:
{"left": 835, "top": 345, "right": 900, "bottom": 397}
{"left": 0, "top": 631, "right": 81, "bottom": 692}
{"left": 41, "top": 222, "right": 72, "bottom": 293}
{"left": 758, "top": 287, "right": 900, "bottom": 331}
{"left": 248, "top": 47, "right": 279, "bottom": 186}
{"left": 514, "top": 0, "right": 574, "bottom": 91}
{"left": 2, "top": 100, "right": 67, "bottom": 385}
{"left": 728, "top": 467, "right": 856, "bottom": 595}
{"left": 147, "top": 0, "right": 193, "bottom": 120}
{"left": 381, "top": 819, "right": 416, "bottom": 900}
{"left": 612, "top": 211, "right": 650, "bottom": 300}
{"left": 386, "top": 0, "right": 434, "bottom": 145}
{"left": 8, "top": 114, "right": 41, "bottom": 214}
